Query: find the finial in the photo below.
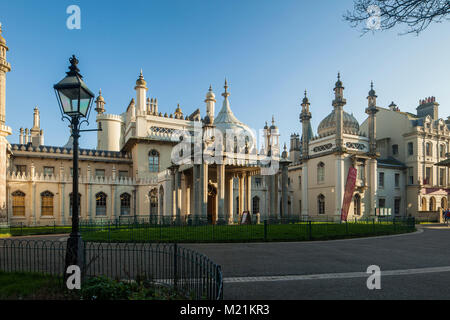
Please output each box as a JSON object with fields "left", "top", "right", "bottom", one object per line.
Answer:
{"left": 222, "top": 78, "right": 230, "bottom": 98}
{"left": 99, "top": 88, "right": 102, "bottom": 96}
{"left": 371, "top": 81, "right": 374, "bottom": 90}
{"left": 209, "top": 84, "right": 212, "bottom": 92}
{"left": 272, "top": 115, "right": 275, "bottom": 125}
{"left": 338, "top": 72, "right": 340, "bottom": 81}
{"left": 0, "top": 22, "right": 2, "bottom": 34}
{"left": 140, "top": 69, "right": 143, "bottom": 77}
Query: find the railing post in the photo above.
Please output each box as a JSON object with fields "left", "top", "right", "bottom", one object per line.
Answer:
{"left": 264, "top": 220, "right": 267, "bottom": 242}
{"left": 173, "top": 243, "right": 178, "bottom": 291}
{"left": 308, "top": 221, "right": 312, "bottom": 240}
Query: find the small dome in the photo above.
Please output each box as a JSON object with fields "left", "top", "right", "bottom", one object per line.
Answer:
{"left": 318, "top": 110, "right": 359, "bottom": 136}
{"left": 135, "top": 70, "right": 147, "bottom": 88}
{"left": 206, "top": 86, "right": 215, "bottom": 100}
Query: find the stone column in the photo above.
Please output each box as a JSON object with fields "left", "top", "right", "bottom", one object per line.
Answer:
{"left": 245, "top": 174, "right": 252, "bottom": 214}
{"left": 201, "top": 163, "right": 208, "bottom": 221}
{"left": 192, "top": 164, "right": 200, "bottom": 223}
{"left": 170, "top": 166, "right": 176, "bottom": 220}
{"left": 238, "top": 173, "right": 244, "bottom": 221}
{"left": 217, "top": 164, "right": 225, "bottom": 224}
{"left": 301, "top": 163, "right": 309, "bottom": 218}
{"left": 368, "top": 158, "right": 378, "bottom": 217}
{"left": 175, "top": 169, "right": 181, "bottom": 222}
{"left": 281, "top": 162, "right": 290, "bottom": 219}
{"left": 335, "top": 155, "right": 345, "bottom": 221}
{"left": 273, "top": 173, "right": 279, "bottom": 219}
{"left": 226, "top": 175, "right": 234, "bottom": 224}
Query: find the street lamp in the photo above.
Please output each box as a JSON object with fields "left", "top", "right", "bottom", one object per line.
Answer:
{"left": 54, "top": 55, "right": 95, "bottom": 276}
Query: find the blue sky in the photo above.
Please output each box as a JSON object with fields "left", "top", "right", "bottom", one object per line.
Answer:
{"left": 0, "top": 0, "right": 449, "bottom": 149}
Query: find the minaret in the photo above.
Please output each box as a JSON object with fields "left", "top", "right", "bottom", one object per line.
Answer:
{"left": 300, "top": 90, "right": 312, "bottom": 160}
{"left": 365, "top": 81, "right": 379, "bottom": 218}
{"left": 366, "top": 81, "right": 378, "bottom": 155}
{"left": 95, "top": 89, "right": 106, "bottom": 114}
{"left": 0, "top": 23, "right": 11, "bottom": 125}
{"left": 30, "top": 106, "right": 42, "bottom": 147}
{"left": 332, "top": 73, "right": 346, "bottom": 151}
{"left": 0, "top": 23, "right": 12, "bottom": 219}
{"left": 135, "top": 69, "right": 148, "bottom": 114}
{"left": 205, "top": 85, "right": 216, "bottom": 125}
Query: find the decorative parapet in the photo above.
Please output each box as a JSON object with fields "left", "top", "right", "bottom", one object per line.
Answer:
{"left": 0, "top": 124, "right": 12, "bottom": 135}
{"left": 7, "top": 171, "right": 160, "bottom": 186}
{"left": 10, "top": 144, "right": 132, "bottom": 160}
{"left": 97, "top": 113, "right": 124, "bottom": 122}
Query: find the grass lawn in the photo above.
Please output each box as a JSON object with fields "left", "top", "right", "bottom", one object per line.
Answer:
{"left": 0, "top": 226, "right": 72, "bottom": 237}
{"left": 81, "top": 221, "right": 416, "bottom": 243}
{"left": 0, "top": 271, "right": 72, "bottom": 300}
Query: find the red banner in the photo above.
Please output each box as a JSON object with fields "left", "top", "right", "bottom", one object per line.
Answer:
{"left": 341, "top": 167, "right": 358, "bottom": 221}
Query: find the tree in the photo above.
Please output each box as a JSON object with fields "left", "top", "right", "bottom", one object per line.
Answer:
{"left": 344, "top": 0, "right": 450, "bottom": 35}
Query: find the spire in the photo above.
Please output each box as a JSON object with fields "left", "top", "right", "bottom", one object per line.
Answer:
{"left": 222, "top": 78, "right": 230, "bottom": 99}
{"left": 367, "top": 81, "right": 378, "bottom": 109}
{"left": 135, "top": 69, "right": 147, "bottom": 89}
{"left": 332, "top": 72, "right": 346, "bottom": 108}
{"left": 335, "top": 72, "right": 344, "bottom": 89}
{"left": 368, "top": 81, "right": 377, "bottom": 97}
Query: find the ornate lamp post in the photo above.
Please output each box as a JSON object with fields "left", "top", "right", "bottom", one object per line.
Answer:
{"left": 54, "top": 55, "right": 95, "bottom": 275}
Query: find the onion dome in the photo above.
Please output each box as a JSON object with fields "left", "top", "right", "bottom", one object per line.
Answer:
{"left": 206, "top": 85, "right": 216, "bottom": 100}
{"left": 270, "top": 116, "right": 278, "bottom": 130}
{"left": 135, "top": 69, "right": 147, "bottom": 88}
{"left": 318, "top": 110, "right": 359, "bottom": 136}
{"left": 214, "top": 79, "right": 255, "bottom": 142}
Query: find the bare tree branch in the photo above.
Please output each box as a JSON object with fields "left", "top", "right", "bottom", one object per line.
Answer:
{"left": 344, "top": 0, "right": 450, "bottom": 35}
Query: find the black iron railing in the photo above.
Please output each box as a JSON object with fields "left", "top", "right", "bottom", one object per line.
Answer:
{"left": 78, "top": 216, "right": 416, "bottom": 243}
{"left": 0, "top": 239, "right": 223, "bottom": 300}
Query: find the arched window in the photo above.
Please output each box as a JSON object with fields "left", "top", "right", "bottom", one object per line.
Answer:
{"left": 12, "top": 191, "right": 25, "bottom": 217}
{"left": 421, "top": 197, "right": 427, "bottom": 211}
{"left": 69, "top": 193, "right": 81, "bottom": 217}
{"left": 318, "top": 194, "right": 325, "bottom": 215}
{"left": 149, "top": 150, "right": 160, "bottom": 173}
{"left": 159, "top": 186, "right": 164, "bottom": 216}
{"left": 353, "top": 194, "right": 361, "bottom": 216}
{"left": 430, "top": 197, "right": 436, "bottom": 211}
{"left": 41, "top": 191, "right": 54, "bottom": 216}
{"left": 149, "top": 189, "right": 158, "bottom": 216}
{"left": 440, "top": 145, "right": 446, "bottom": 158}
{"left": 252, "top": 196, "right": 260, "bottom": 215}
{"left": 442, "top": 197, "right": 448, "bottom": 210}
{"left": 120, "top": 193, "right": 131, "bottom": 216}
{"left": 96, "top": 192, "right": 107, "bottom": 216}
{"left": 426, "top": 143, "right": 432, "bottom": 157}
{"left": 317, "top": 162, "right": 325, "bottom": 184}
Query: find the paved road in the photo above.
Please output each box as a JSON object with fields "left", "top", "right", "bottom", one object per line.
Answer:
{"left": 181, "top": 225, "right": 450, "bottom": 299}
{"left": 8, "top": 225, "right": 450, "bottom": 299}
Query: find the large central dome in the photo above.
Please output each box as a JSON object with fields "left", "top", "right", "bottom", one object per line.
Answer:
{"left": 317, "top": 109, "right": 360, "bottom": 136}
